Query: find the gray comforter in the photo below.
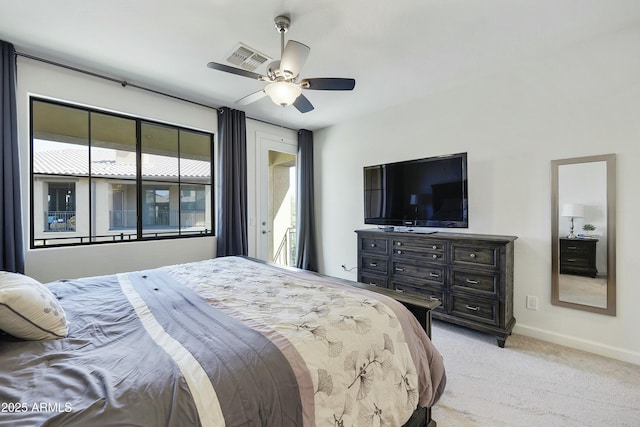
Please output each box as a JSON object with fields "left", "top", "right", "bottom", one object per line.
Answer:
{"left": 0, "top": 257, "right": 445, "bottom": 426}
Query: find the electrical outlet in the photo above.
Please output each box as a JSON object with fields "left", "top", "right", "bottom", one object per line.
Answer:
{"left": 526, "top": 295, "right": 538, "bottom": 310}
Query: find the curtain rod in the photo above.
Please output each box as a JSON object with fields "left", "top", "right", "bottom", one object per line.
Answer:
{"left": 15, "top": 51, "right": 221, "bottom": 111}
{"left": 15, "top": 51, "right": 297, "bottom": 131}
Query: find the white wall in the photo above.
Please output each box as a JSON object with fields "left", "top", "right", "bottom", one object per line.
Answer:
{"left": 314, "top": 24, "right": 640, "bottom": 364}
{"left": 17, "top": 57, "right": 217, "bottom": 283}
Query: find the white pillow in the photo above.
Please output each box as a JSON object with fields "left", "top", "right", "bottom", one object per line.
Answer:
{"left": 0, "top": 271, "right": 69, "bottom": 340}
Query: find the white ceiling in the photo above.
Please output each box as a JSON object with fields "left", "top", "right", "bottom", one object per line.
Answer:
{"left": 1, "top": 0, "right": 639, "bottom": 131}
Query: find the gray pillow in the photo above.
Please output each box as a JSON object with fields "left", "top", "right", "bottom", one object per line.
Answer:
{"left": 0, "top": 271, "right": 69, "bottom": 340}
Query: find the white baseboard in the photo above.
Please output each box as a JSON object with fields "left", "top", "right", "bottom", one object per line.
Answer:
{"left": 513, "top": 324, "right": 640, "bottom": 366}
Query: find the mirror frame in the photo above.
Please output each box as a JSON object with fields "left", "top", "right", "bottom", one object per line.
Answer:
{"left": 551, "top": 154, "right": 616, "bottom": 315}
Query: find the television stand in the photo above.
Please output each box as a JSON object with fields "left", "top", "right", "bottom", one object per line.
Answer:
{"left": 356, "top": 228, "right": 517, "bottom": 347}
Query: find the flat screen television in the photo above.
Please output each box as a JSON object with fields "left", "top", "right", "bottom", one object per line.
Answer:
{"left": 363, "top": 152, "right": 468, "bottom": 228}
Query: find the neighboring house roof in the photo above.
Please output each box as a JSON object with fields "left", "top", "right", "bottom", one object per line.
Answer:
{"left": 33, "top": 149, "right": 211, "bottom": 180}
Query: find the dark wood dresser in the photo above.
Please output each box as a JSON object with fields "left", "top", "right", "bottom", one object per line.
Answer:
{"left": 559, "top": 238, "right": 598, "bottom": 278}
{"left": 356, "top": 228, "right": 517, "bottom": 347}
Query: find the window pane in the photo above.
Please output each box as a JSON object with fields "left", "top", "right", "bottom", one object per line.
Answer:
{"left": 141, "top": 122, "right": 179, "bottom": 182}
{"left": 180, "top": 130, "right": 212, "bottom": 184}
{"left": 90, "top": 113, "right": 137, "bottom": 242}
{"left": 180, "top": 130, "right": 212, "bottom": 234}
{"left": 141, "top": 183, "right": 177, "bottom": 238}
{"left": 91, "top": 112, "right": 137, "bottom": 151}
{"left": 180, "top": 184, "right": 211, "bottom": 233}
{"left": 141, "top": 122, "right": 179, "bottom": 237}
{"left": 108, "top": 183, "right": 137, "bottom": 236}
{"left": 32, "top": 101, "right": 90, "bottom": 162}
{"left": 32, "top": 100, "right": 88, "bottom": 246}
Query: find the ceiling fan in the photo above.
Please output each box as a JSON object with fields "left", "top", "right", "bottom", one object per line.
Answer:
{"left": 207, "top": 15, "right": 355, "bottom": 113}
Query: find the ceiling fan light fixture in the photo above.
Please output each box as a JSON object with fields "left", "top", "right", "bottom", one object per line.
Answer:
{"left": 264, "top": 81, "right": 302, "bottom": 106}
{"left": 207, "top": 15, "right": 355, "bottom": 114}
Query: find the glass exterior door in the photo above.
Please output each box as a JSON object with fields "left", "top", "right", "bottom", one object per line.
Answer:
{"left": 256, "top": 136, "right": 297, "bottom": 266}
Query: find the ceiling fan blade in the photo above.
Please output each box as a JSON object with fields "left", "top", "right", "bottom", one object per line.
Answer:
{"left": 280, "top": 40, "right": 310, "bottom": 78}
{"left": 300, "top": 78, "right": 356, "bottom": 91}
{"left": 236, "top": 90, "right": 267, "bottom": 106}
{"left": 207, "top": 62, "right": 266, "bottom": 80}
{"left": 293, "top": 94, "right": 314, "bottom": 113}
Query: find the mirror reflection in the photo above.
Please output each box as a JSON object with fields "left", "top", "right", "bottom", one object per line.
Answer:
{"left": 551, "top": 154, "right": 616, "bottom": 315}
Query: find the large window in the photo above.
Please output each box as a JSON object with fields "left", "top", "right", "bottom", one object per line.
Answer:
{"left": 30, "top": 98, "right": 214, "bottom": 247}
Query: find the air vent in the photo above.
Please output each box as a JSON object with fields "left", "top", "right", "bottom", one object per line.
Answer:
{"left": 226, "top": 43, "right": 271, "bottom": 72}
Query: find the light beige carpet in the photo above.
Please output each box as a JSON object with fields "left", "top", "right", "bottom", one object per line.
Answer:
{"left": 430, "top": 321, "right": 640, "bottom": 426}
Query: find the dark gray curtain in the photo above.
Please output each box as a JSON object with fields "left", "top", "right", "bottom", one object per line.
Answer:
{"left": 216, "top": 107, "right": 248, "bottom": 256}
{"left": 295, "top": 129, "right": 318, "bottom": 271}
{"left": 1, "top": 41, "right": 24, "bottom": 273}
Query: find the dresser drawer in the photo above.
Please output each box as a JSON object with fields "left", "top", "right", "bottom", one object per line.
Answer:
{"left": 451, "top": 243, "right": 498, "bottom": 269}
{"left": 392, "top": 237, "right": 446, "bottom": 252}
{"left": 360, "top": 255, "right": 388, "bottom": 275}
{"left": 392, "top": 282, "right": 445, "bottom": 310}
{"left": 560, "top": 256, "right": 591, "bottom": 268}
{"left": 560, "top": 245, "right": 591, "bottom": 257}
{"left": 451, "top": 268, "right": 498, "bottom": 297}
{"left": 560, "top": 241, "right": 595, "bottom": 266}
{"left": 359, "top": 272, "right": 389, "bottom": 288}
{"left": 392, "top": 261, "right": 445, "bottom": 285}
{"left": 560, "top": 238, "right": 596, "bottom": 254}
{"left": 360, "top": 237, "right": 389, "bottom": 255}
{"left": 450, "top": 294, "right": 499, "bottom": 326}
{"left": 393, "top": 246, "right": 446, "bottom": 264}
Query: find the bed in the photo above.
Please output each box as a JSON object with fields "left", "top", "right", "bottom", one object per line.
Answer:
{"left": 0, "top": 256, "right": 446, "bottom": 426}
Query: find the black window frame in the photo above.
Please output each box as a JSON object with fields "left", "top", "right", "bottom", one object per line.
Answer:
{"left": 29, "top": 97, "right": 215, "bottom": 248}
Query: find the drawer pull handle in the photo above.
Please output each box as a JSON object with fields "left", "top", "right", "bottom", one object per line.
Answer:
{"left": 568, "top": 246, "right": 577, "bottom": 250}
{"left": 432, "top": 245, "right": 437, "bottom": 250}
{"left": 429, "top": 296, "right": 441, "bottom": 301}
{"left": 396, "top": 250, "right": 403, "bottom": 254}
{"left": 465, "top": 305, "right": 480, "bottom": 311}
{"left": 465, "top": 279, "right": 479, "bottom": 285}
{"left": 396, "top": 242, "right": 403, "bottom": 246}
{"left": 566, "top": 258, "right": 577, "bottom": 263}
{"left": 369, "top": 262, "right": 378, "bottom": 267}
{"left": 395, "top": 288, "right": 405, "bottom": 293}
{"left": 432, "top": 254, "right": 438, "bottom": 259}
{"left": 369, "top": 282, "right": 378, "bottom": 287}
{"left": 429, "top": 273, "right": 440, "bottom": 278}
{"left": 469, "top": 253, "right": 476, "bottom": 259}
{"left": 395, "top": 267, "right": 405, "bottom": 272}
{"left": 370, "top": 243, "right": 377, "bottom": 248}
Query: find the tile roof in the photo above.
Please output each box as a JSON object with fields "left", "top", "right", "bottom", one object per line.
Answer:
{"left": 33, "top": 149, "right": 211, "bottom": 179}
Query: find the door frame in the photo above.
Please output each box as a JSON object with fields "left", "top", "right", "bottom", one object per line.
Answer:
{"left": 248, "top": 130, "right": 297, "bottom": 261}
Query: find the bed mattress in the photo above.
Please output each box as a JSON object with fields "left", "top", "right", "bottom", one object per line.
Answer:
{"left": 0, "top": 256, "right": 445, "bottom": 426}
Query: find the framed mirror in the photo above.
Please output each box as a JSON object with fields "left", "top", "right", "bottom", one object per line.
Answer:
{"left": 551, "top": 154, "right": 616, "bottom": 315}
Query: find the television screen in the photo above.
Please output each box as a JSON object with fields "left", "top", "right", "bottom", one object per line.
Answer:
{"left": 364, "top": 153, "right": 468, "bottom": 228}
